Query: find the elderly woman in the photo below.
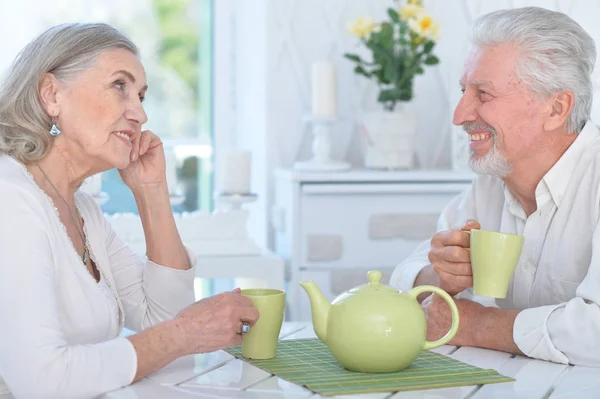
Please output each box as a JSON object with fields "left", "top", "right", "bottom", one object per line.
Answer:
{"left": 0, "top": 23, "right": 259, "bottom": 398}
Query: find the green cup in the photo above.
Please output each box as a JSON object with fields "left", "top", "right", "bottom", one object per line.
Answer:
{"left": 240, "top": 288, "right": 286, "bottom": 359}
{"left": 469, "top": 229, "right": 524, "bottom": 298}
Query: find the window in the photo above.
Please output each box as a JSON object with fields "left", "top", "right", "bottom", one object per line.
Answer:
{"left": 1, "top": 0, "right": 215, "bottom": 299}
{"left": 0, "top": 0, "right": 214, "bottom": 215}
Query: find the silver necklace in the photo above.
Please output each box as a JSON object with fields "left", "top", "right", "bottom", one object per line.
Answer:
{"left": 35, "top": 164, "right": 123, "bottom": 327}
{"left": 37, "top": 164, "right": 89, "bottom": 265}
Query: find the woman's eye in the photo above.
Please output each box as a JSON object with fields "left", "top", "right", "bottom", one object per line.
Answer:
{"left": 114, "top": 80, "right": 126, "bottom": 90}
{"left": 139, "top": 95, "right": 145, "bottom": 103}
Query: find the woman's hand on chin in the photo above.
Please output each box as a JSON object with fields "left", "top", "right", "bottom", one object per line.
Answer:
{"left": 119, "top": 129, "right": 167, "bottom": 192}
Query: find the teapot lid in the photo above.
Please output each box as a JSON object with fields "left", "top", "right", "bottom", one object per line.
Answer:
{"left": 348, "top": 270, "right": 399, "bottom": 295}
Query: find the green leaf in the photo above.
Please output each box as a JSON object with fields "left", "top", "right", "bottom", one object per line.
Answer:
{"left": 387, "top": 8, "right": 400, "bottom": 23}
{"left": 378, "top": 88, "right": 406, "bottom": 103}
{"left": 373, "top": 68, "right": 389, "bottom": 85}
{"left": 369, "top": 42, "right": 396, "bottom": 84}
{"left": 383, "top": 64, "right": 398, "bottom": 82}
{"left": 398, "top": 21, "right": 408, "bottom": 35}
{"left": 416, "top": 66, "right": 424, "bottom": 74}
{"left": 423, "top": 41, "right": 435, "bottom": 53}
{"left": 399, "top": 91, "right": 412, "bottom": 101}
{"left": 344, "top": 53, "right": 362, "bottom": 63}
{"left": 376, "top": 23, "right": 394, "bottom": 46}
{"left": 354, "top": 65, "right": 371, "bottom": 78}
{"left": 424, "top": 55, "right": 440, "bottom": 65}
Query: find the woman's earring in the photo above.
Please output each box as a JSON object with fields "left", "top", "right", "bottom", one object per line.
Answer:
{"left": 49, "top": 120, "right": 61, "bottom": 137}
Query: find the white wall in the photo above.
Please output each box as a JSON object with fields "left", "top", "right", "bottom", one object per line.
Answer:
{"left": 223, "top": 0, "right": 600, "bottom": 249}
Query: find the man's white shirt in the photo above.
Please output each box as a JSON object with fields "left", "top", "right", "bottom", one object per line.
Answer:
{"left": 391, "top": 121, "right": 600, "bottom": 366}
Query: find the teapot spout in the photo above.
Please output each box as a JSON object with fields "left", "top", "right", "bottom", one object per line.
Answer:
{"left": 299, "top": 281, "right": 330, "bottom": 343}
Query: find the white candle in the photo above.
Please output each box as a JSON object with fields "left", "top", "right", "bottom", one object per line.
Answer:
{"left": 82, "top": 173, "right": 102, "bottom": 196}
{"left": 165, "top": 150, "right": 178, "bottom": 195}
{"left": 219, "top": 150, "right": 251, "bottom": 194}
{"left": 311, "top": 61, "right": 338, "bottom": 118}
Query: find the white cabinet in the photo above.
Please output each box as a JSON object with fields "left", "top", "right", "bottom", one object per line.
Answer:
{"left": 272, "top": 169, "right": 474, "bottom": 321}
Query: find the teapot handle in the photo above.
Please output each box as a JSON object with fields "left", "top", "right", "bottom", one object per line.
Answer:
{"left": 406, "top": 285, "right": 460, "bottom": 350}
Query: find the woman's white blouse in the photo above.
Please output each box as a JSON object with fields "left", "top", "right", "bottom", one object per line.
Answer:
{"left": 0, "top": 154, "right": 197, "bottom": 398}
{"left": 97, "top": 273, "right": 120, "bottom": 340}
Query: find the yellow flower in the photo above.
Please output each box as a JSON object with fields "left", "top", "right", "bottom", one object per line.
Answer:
{"left": 398, "top": 4, "right": 422, "bottom": 21}
{"left": 347, "top": 16, "right": 376, "bottom": 38}
{"left": 408, "top": 12, "right": 440, "bottom": 41}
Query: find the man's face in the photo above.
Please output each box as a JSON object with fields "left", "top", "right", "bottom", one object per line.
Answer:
{"left": 453, "top": 44, "right": 549, "bottom": 176}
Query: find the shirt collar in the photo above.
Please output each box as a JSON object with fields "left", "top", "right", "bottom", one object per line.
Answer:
{"left": 501, "top": 121, "right": 598, "bottom": 218}
{"left": 503, "top": 183, "right": 527, "bottom": 220}
{"left": 542, "top": 121, "right": 599, "bottom": 207}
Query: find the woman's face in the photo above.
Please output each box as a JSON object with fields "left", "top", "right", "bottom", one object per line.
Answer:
{"left": 52, "top": 48, "right": 148, "bottom": 170}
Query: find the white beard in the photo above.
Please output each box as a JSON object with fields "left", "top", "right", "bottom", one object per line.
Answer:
{"left": 463, "top": 122, "right": 512, "bottom": 177}
{"left": 469, "top": 137, "right": 512, "bottom": 177}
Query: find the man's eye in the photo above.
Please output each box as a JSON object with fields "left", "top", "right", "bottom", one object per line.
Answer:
{"left": 479, "top": 90, "right": 492, "bottom": 99}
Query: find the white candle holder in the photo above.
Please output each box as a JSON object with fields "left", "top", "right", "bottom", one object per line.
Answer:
{"left": 293, "top": 116, "right": 350, "bottom": 172}
{"left": 214, "top": 192, "right": 258, "bottom": 210}
{"left": 169, "top": 193, "right": 186, "bottom": 206}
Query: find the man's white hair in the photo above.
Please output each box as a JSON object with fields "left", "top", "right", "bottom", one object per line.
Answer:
{"left": 472, "top": 6, "right": 596, "bottom": 133}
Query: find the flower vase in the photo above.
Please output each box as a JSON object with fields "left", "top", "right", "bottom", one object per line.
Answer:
{"left": 362, "top": 104, "right": 418, "bottom": 169}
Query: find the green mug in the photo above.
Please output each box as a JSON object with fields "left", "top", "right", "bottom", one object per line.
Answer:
{"left": 468, "top": 229, "right": 524, "bottom": 298}
{"left": 240, "top": 288, "right": 286, "bottom": 359}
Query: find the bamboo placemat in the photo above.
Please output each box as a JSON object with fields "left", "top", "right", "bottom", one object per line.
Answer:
{"left": 226, "top": 338, "right": 513, "bottom": 396}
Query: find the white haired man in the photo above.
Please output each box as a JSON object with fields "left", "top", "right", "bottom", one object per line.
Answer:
{"left": 391, "top": 6, "right": 600, "bottom": 366}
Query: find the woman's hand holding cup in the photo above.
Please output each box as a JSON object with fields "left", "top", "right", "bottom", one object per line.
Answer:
{"left": 174, "top": 288, "right": 260, "bottom": 355}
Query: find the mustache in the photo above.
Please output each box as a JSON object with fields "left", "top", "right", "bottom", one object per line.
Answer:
{"left": 463, "top": 122, "right": 496, "bottom": 135}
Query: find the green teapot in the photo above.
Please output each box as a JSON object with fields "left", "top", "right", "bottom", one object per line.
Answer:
{"left": 299, "top": 270, "right": 459, "bottom": 373}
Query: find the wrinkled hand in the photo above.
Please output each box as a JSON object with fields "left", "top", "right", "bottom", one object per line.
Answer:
{"left": 422, "top": 294, "right": 482, "bottom": 347}
{"left": 428, "top": 219, "right": 480, "bottom": 296}
{"left": 119, "top": 129, "right": 167, "bottom": 190}
{"left": 175, "top": 289, "right": 260, "bottom": 355}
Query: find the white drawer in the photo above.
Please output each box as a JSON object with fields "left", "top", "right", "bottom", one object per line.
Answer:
{"left": 299, "top": 183, "right": 469, "bottom": 269}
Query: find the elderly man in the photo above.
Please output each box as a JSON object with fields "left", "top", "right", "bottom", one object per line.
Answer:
{"left": 390, "top": 6, "right": 600, "bottom": 366}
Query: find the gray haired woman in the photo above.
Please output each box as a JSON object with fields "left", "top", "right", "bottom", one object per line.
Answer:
{"left": 0, "top": 23, "right": 259, "bottom": 398}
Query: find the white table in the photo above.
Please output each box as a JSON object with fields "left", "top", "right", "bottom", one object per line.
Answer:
{"left": 85, "top": 322, "right": 598, "bottom": 399}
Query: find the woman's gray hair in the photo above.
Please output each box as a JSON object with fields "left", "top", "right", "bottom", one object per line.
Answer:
{"left": 472, "top": 7, "right": 596, "bottom": 133}
{"left": 0, "top": 23, "right": 138, "bottom": 163}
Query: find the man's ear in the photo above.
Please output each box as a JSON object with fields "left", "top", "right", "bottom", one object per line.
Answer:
{"left": 543, "top": 90, "right": 574, "bottom": 132}
{"left": 38, "top": 72, "right": 61, "bottom": 117}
